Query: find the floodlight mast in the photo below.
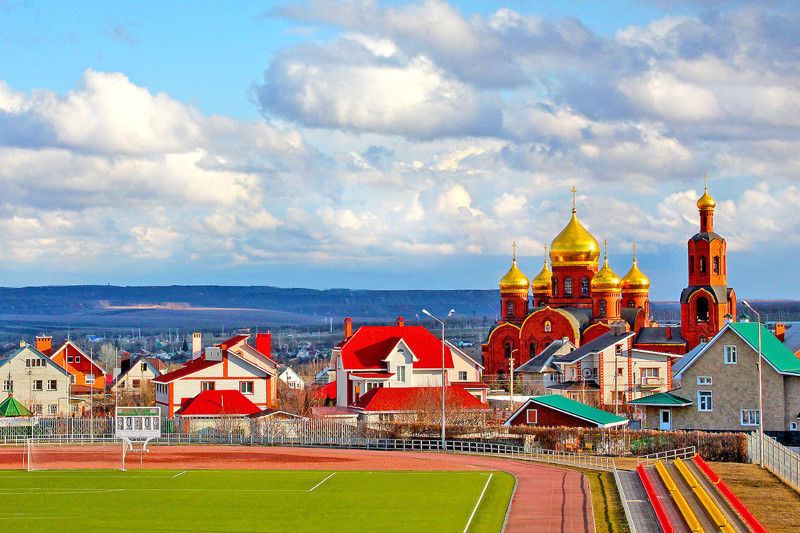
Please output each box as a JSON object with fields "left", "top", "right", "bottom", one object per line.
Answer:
{"left": 422, "top": 308, "right": 454, "bottom": 450}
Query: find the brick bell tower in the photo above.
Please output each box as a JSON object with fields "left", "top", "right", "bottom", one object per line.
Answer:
{"left": 680, "top": 177, "right": 737, "bottom": 350}
{"left": 499, "top": 242, "right": 530, "bottom": 325}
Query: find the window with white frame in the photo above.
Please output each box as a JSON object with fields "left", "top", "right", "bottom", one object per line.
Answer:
{"left": 697, "top": 376, "right": 712, "bottom": 385}
{"left": 67, "top": 355, "right": 73, "bottom": 363}
{"left": 25, "top": 358, "right": 45, "bottom": 368}
{"left": 791, "top": 422, "right": 798, "bottom": 431}
{"left": 47, "top": 404, "right": 58, "bottom": 415}
{"left": 396, "top": 365, "right": 406, "bottom": 382}
{"left": 74, "top": 355, "right": 80, "bottom": 363}
{"left": 32, "top": 380, "right": 43, "bottom": 391}
{"left": 458, "top": 371, "right": 468, "bottom": 381}
{"left": 698, "top": 391, "right": 713, "bottom": 412}
{"left": 379, "top": 413, "right": 394, "bottom": 422}
{"left": 141, "top": 362, "right": 148, "bottom": 371}
{"left": 740, "top": 409, "right": 760, "bottom": 426}
{"left": 240, "top": 381, "right": 254, "bottom": 394}
{"left": 724, "top": 345, "right": 737, "bottom": 364}
{"left": 33, "top": 404, "right": 42, "bottom": 415}
{"left": 2, "top": 380, "right": 11, "bottom": 392}
{"left": 201, "top": 381, "right": 215, "bottom": 391}
{"left": 46, "top": 380, "right": 57, "bottom": 391}
{"left": 526, "top": 409, "right": 538, "bottom": 425}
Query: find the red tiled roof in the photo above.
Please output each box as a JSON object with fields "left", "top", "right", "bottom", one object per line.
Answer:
{"left": 352, "top": 386, "right": 488, "bottom": 412}
{"left": 175, "top": 389, "right": 260, "bottom": 417}
{"left": 452, "top": 381, "right": 490, "bottom": 389}
{"left": 351, "top": 372, "right": 394, "bottom": 379}
{"left": 146, "top": 357, "right": 168, "bottom": 371}
{"left": 218, "top": 334, "right": 250, "bottom": 350}
{"left": 339, "top": 326, "right": 453, "bottom": 370}
{"left": 315, "top": 381, "right": 337, "bottom": 400}
{"left": 152, "top": 357, "right": 221, "bottom": 383}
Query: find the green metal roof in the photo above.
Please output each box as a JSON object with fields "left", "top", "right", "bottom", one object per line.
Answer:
{"left": 0, "top": 394, "right": 31, "bottom": 417}
{"left": 628, "top": 391, "right": 692, "bottom": 406}
{"left": 529, "top": 394, "right": 629, "bottom": 427}
{"left": 729, "top": 322, "right": 800, "bottom": 375}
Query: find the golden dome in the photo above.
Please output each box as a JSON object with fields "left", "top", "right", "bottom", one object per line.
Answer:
{"left": 697, "top": 175, "right": 716, "bottom": 210}
{"left": 530, "top": 247, "right": 553, "bottom": 293}
{"left": 591, "top": 242, "right": 621, "bottom": 292}
{"left": 549, "top": 209, "right": 600, "bottom": 267}
{"left": 499, "top": 243, "right": 529, "bottom": 294}
{"left": 621, "top": 243, "right": 650, "bottom": 292}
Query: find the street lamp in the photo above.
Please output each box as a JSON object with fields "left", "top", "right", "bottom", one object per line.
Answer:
{"left": 422, "top": 308, "right": 454, "bottom": 450}
{"left": 742, "top": 300, "right": 764, "bottom": 468}
{"left": 509, "top": 349, "right": 519, "bottom": 414}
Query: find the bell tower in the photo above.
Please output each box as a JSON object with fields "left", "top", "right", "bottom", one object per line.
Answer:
{"left": 680, "top": 177, "right": 736, "bottom": 349}
{"left": 499, "top": 242, "right": 530, "bottom": 324}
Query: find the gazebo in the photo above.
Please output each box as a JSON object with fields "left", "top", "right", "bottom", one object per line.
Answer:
{"left": 0, "top": 392, "right": 31, "bottom": 417}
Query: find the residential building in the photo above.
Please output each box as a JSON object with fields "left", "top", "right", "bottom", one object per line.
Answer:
{"left": 153, "top": 333, "right": 277, "bottom": 418}
{"left": 514, "top": 339, "right": 576, "bottom": 393}
{"left": 174, "top": 389, "right": 261, "bottom": 435}
{"left": 108, "top": 354, "right": 162, "bottom": 395}
{"left": 0, "top": 343, "right": 70, "bottom": 416}
{"left": 503, "top": 395, "right": 629, "bottom": 429}
{"left": 277, "top": 366, "right": 305, "bottom": 390}
{"left": 47, "top": 339, "right": 107, "bottom": 395}
{"left": 350, "top": 386, "right": 488, "bottom": 424}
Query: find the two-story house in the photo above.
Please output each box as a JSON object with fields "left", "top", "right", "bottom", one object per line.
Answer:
{"left": 630, "top": 322, "right": 800, "bottom": 436}
{"left": 108, "top": 354, "right": 162, "bottom": 395}
{"left": 0, "top": 342, "right": 71, "bottom": 416}
{"left": 46, "top": 338, "right": 107, "bottom": 397}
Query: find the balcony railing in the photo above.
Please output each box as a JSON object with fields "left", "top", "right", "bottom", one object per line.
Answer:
{"left": 639, "top": 377, "right": 665, "bottom": 388}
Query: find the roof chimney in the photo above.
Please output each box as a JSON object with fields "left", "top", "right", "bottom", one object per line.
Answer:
{"left": 36, "top": 335, "right": 53, "bottom": 356}
{"left": 776, "top": 322, "right": 786, "bottom": 342}
{"left": 397, "top": 317, "right": 405, "bottom": 327}
{"left": 666, "top": 326, "right": 671, "bottom": 340}
{"left": 344, "top": 317, "right": 353, "bottom": 340}
{"left": 256, "top": 332, "right": 271, "bottom": 356}
{"left": 192, "top": 332, "right": 202, "bottom": 359}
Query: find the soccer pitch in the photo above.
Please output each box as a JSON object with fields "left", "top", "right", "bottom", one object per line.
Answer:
{"left": 0, "top": 469, "right": 515, "bottom": 532}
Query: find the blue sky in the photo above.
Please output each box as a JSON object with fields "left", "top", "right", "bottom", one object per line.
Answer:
{"left": 0, "top": 0, "right": 798, "bottom": 300}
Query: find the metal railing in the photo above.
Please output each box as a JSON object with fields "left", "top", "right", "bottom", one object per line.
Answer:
{"left": 612, "top": 461, "right": 638, "bottom": 533}
{"left": 747, "top": 432, "right": 800, "bottom": 491}
{"left": 636, "top": 446, "right": 696, "bottom": 468}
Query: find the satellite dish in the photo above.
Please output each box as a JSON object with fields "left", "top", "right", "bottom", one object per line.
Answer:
{"left": 582, "top": 368, "right": 592, "bottom": 378}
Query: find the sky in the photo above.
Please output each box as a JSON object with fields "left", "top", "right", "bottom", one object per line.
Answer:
{"left": 0, "top": 0, "right": 799, "bottom": 300}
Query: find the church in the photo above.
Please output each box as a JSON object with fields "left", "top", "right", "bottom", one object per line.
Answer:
{"left": 482, "top": 182, "right": 737, "bottom": 379}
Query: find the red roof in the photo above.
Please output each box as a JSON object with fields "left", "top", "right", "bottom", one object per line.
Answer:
{"left": 351, "top": 372, "right": 394, "bottom": 379}
{"left": 339, "top": 326, "right": 454, "bottom": 370}
{"left": 352, "top": 386, "right": 488, "bottom": 412}
{"left": 147, "top": 357, "right": 168, "bottom": 372}
{"left": 152, "top": 357, "right": 220, "bottom": 384}
{"left": 218, "top": 334, "right": 249, "bottom": 350}
{"left": 315, "top": 381, "right": 337, "bottom": 400}
{"left": 452, "top": 381, "right": 490, "bottom": 389}
{"left": 175, "top": 389, "right": 261, "bottom": 417}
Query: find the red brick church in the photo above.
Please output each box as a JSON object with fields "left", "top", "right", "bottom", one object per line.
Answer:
{"left": 482, "top": 182, "right": 736, "bottom": 378}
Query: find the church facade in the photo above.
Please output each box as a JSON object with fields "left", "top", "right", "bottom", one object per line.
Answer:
{"left": 482, "top": 183, "right": 736, "bottom": 379}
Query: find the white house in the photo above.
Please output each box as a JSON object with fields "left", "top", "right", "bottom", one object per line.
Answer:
{"left": 0, "top": 343, "right": 71, "bottom": 416}
{"left": 277, "top": 366, "right": 305, "bottom": 390}
{"left": 108, "top": 354, "right": 162, "bottom": 395}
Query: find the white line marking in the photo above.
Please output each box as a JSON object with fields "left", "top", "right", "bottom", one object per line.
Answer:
{"left": 308, "top": 472, "right": 336, "bottom": 492}
{"left": 172, "top": 471, "right": 187, "bottom": 478}
{"left": 463, "top": 473, "right": 493, "bottom": 533}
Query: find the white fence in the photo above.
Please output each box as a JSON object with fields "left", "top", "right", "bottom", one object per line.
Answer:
{"left": 747, "top": 432, "right": 800, "bottom": 491}
{"left": 636, "top": 445, "right": 697, "bottom": 468}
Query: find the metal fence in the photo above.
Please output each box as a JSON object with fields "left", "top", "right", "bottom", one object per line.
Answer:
{"left": 635, "top": 445, "right": 696, "bottom": 467}
{"left": 747, "top": 432, "right": 800, "bottom": 491}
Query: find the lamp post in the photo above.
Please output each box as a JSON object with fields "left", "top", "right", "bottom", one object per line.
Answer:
{"left": 509, "top": 349, "right": 519, "bottom": 414}
{"left": 422, "top": 308, "right": 454, "bottom": 450}
{"left": 742, "top": 300, "right": 764, "bottom": 468}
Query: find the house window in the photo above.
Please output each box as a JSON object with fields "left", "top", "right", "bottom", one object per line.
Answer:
{"left": 201, "top": 381, "right": 215, "bottom": 391}
{"left": 564, "top": 278, "right": 572, "bottom": 297}
{"left": 33, "top": 404, "right": 42, "bottom": 415}
{"left": 32, "top": 380, "right": 43, "bottom": 391}
{"left": 791, "top": 422, "right": 798, "bottom": 431}
{"left": 741, "top": 409, "right": 760, "bottom": 426}
{"left": 544, "top": 321, "right": 551, "bottom": 333}
{"left": 141, "top": 362, "right": 148, "bottom": 371}
{"left": 67, "top": 355, "right": 73, "bottom": 363}
{"left": 379, "top": 413, "right": 394, "bottom": 422}
{"left": 458, "top": 371, "right": 468, "bottom": 381}
{"left": 48, "top": 404, "right": 58, "bottom": 415}
{"left": 70, "top": 375, "right": 76, "bottom": 384}
{"left": 240, "top": 381, "right": 254, "bottom": 394}
{"left": 724, "top": 345, "right": 737, "bottom": 364}
{"left": 698, "top": 391, "right": 713, "bottom": 412}
{"left": 617, "top": 368, "right": 624, "bottom": 376}
{"left": 397, "top": 365, "right": 406, "bottom": 382}
{"left": 615, "top": 345, "right": 622, "bottom": 356}
{"left": 74, "top": 355, "right": 80, "bottom": 363}
{"left": 526, "top": 409, "right": 538, "bottom": 425}
{"left": 47, "top": 380, "right": 57, "bottom": 391}
{"left": 132, "top": 379, "right": 141, "bottom": 388}
{"left": 25, "top": 358, "right": 44, "bottom": 368}
{"left": 2, "top": 380, "right": 11, "bottom": 392}
{"left": 697, "top": 376, "right": 712, "bottom": 385}
{"left": 581, "top": 277, "right": 589, "bottom": 296}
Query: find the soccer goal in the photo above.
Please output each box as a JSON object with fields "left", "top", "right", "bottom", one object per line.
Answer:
{"left": 26, "top": 437, "right": 126, "bottom": 471}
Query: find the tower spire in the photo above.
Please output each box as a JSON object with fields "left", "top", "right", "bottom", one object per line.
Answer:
{"left": 571, "top": 186, "right": 577, "bottom": 213}
{"left": 632, "top": 242, "right": 637, "bottom": 262}
{"left": 543, "top": 245, "right": 548, "bottom": 266}
{"left": 512, "top": 241, "right": 517, "bottom": 261}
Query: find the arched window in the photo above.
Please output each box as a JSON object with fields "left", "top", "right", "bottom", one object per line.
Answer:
{"left": 690, "top": 256, "right": 694, "bottom": 274}
{"left": 628, "top": 299, "right": 636, "bottom": 308}
{"left": 529, "top": 342, "right": 537, "bottom": 356}
{"left": 696, "top": 296, "right": 709, "bottom": 322}
{"left": 507, "top": 301, "right": 514, "bottom": 315}
{"left": 564, "top": 278, "right": 573, "bottom": 297}
{"left": 713, "top": 256, "right": 719, "bottom": 274}
{"left": 504, "top": 343, "right": 512, "bottom": 359}
{"left": 581, "top": 277, "right": 589, "bottom": 296}
{"left": 544, "top": 320, "right": 552, "bottom": 333}
{"left": 599, "top": 300, "right": 607, "bottom": 316}
{"left": 699, "top": 256, "right": 707, "bottom": 273}
{"left": 616, "top": 299, "right": 621, "bottom": 315}
{"left": 552, "top": 277, "right": 558, "bottom": 297}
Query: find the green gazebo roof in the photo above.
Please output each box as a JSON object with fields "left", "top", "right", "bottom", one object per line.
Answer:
{"left": 628, "top": 391, "right": 692, "bottom": 406}
{"left": 0, "top": 394, "right": 31, "bottom": 417}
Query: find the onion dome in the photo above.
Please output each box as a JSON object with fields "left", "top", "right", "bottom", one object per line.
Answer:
{"left": 591, "top": 241, "right": 621, "bottom": 292}
{"left": 549, "top": 188, "right": 600, "bottom": 267}
{"left": 530, "top": 246, "right": 553, "bottom": 294}
{"left": 621, "top": 243, "right": 650, "bottom": 292}
{"left": 499, "top": 243, "right": 529, "bottom": 294}
{"left": 697, "top": 175, "right": 716, "bottom": 210}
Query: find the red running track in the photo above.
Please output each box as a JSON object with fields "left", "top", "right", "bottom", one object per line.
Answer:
{"left": 0, "top": 445, "right": 595, "bottom": 532}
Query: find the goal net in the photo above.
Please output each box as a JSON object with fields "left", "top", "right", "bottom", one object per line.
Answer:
{"left": 26, "top": 438, "right": 125, "bottom": 471}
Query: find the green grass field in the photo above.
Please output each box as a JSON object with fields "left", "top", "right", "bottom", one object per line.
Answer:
{"left": 0, "top": 469, "right": 515, "bottom": 532}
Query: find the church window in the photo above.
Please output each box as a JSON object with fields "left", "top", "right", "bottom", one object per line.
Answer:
{"left": 529, "top": 342, "right": 537, "bottom": 356}
{"left": 544, "top": 321, "right": 552, "bottom": 333}
{"left": 699, "top": 256, "right": 707, "bottom": 273}
{"left": 690, "top": 256, "right": 694, "bottom": 274}
{"left": 628, "top": 300, "right": 635, "bottom": 308}
{"left": 507, "top": 301, "right": 514, "bottom": 315}
{"left": 552, "top": 277, "right": 558, "bottom": 297}
{"left": 504, "top": 343, "right": 512, "bottom": 359}
{"left": 581, "top": 277, "right": 589, "bottom": 296}
{"left": 564, "top": 278, "right": 572, "bottom": 297}
{"left": 696, "top": 296, "right": 709, "bottom": 322}
{"left": 713, "top": 256, "right": 719, "bottom": 274}
{"left": 599, "top": 300, "right": 607, "bottom": 316}
{"left": 616, "top": 300, "right": 621, "bottom": 315}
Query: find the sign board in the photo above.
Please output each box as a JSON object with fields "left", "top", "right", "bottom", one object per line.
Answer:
{"left": 85, "top": 374, "right": 95, "bottom": 385}
{"left": 116, "top": 406, "right": 161, "bottom": 440}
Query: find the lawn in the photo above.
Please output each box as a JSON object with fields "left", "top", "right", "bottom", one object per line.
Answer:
{"left": 0, "top": 469, "right": 515, "bottom": 533}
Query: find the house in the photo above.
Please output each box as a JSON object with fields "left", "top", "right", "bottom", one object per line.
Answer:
{"left": 277, "top": 366, "right": 305, "bottom": 390}
{"left": 332, "top": 317, "right": 489, "bottom": 414}
{"left": 174, "top": 389, "right": 261, "bottom": 435}
{"left": 108, "top": 354, "right": 162, "bottom": 395}
{"left": 503, "top": 395, "right": 629, "bottom": 428}
{"left": 629, "top": 321, "right": 800, "bottom": 436}
{"left": 350, "top": 386, "right": 489, "bottom": 424}
{"left": 0, "top": 343, "right": 71, "bottom": 416}
{"left": 153, "top": 333, "right": 278, "bottom": 418}
{"left": 545, "top": 329, "right": 679, "bottom": 407}
{"left": 514, "top": 339, "right": 576, "bottom": 393}
{"left": 45, "top": 338, "right": 107, "bottom": 396}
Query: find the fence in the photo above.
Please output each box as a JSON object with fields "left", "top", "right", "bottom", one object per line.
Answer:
{"left": 747, "top": 432, "right": 800, "bottom": 491}
{"left": 636, "top": 446, "right": 697, "bottom": 468}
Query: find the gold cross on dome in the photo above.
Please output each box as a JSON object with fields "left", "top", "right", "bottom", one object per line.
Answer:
{"left": 571, "top": 186, "right": 577, "bottom": 210}
{"left": 633, "top": 242, "right": 636, "bottom": 260}
{"left": 704, "top": 173, "right": 708, "bottom": 191}
{"left": 544, "top": 245, "right": 548, "bottom": 265}
{"left": 512, "top": 241, "right": 517, "bottom": 260}
{"left": 603, "top": 239, "right": 608, "bottom": 259}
